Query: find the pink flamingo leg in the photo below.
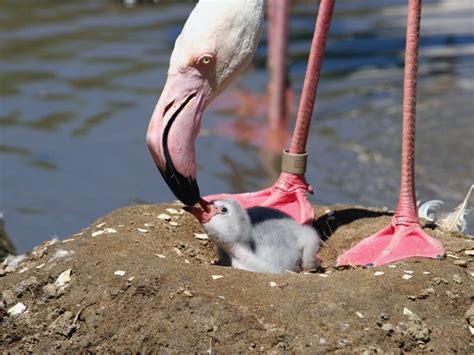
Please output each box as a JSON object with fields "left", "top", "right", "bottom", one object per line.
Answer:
{"left": 205, "top": 0, "right": 336, "bottom": 224}
{"left": 336, "top": 0, "right": 445, "bottom": 267}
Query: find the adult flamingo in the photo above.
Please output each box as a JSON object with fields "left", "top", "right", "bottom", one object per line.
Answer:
{"left": 336, "top": 0, "right": 445, "bottom": 267}
{"left": 147, "top": 0, "right": 334, "bottom": 224}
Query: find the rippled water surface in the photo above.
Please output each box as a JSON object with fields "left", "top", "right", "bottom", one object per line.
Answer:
{"left": 1, "top": 0, "right": 473, "bottom": 252}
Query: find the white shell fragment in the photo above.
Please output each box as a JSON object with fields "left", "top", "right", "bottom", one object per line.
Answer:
{"left": 35, "top": 263, "right": 45, "bottom": 269}
{"left": 403, "top": 308, "right": 414, "bottom": 316}
{"left": 158, "top": 214, "right": 171, "bottom": 221}
{"left": 114, "top": 270, "right": 126, "bottom": 277}
{"left": 91, "top": 230, "right": 104, "bottom": 237}
{"left": 62, "top": 238, "right": 75, "bottom": 243}
{"left": 166, "top": 208, "right": 180, "bottom": 215}
{"left": 8, "top": 302, "right": 26, "bottom": 316}
{"left": 464, "top": 250, "right": 474, "bottom": 256}
{"left": 55, "top": 269, "right": 72, "bottom": 287}
{"left": 270, "top": 281, "right": 277, "bottom": 287}
{"left": 137, "top": 228, "right": 148, "bottom": 233}
{"left": 402, "top": 274, "right": 413, "bottom": 280}
{"left": 194, "top": 233, "right": 209, "bottom": 240}
{"left": 212, "top": 275, "right": 223, "bottom": 280}
{"left": 318, "top": 274, "right": 329, "bottom": 278}
{"left": 404, "top": 270, "right": 414, "bottom": 274}
{"left": 447, "top": 253, "right": 460, "bottom": 259}
{"left": 388, "top": 264, "right": 397, "bottom": 269}
{"left": 356, "top": 312, "right": 365, "bottom": 319}
{"left": 470, "top": 326, "right": 474, "bottom": 336}
{"left": 104, "top": 228, "right": 117, "bottom": 234}
{"left": 96, "top": 222, "right": 106, "bottom": 228}
{"left": 423, "top": 271, "right": 431, "bottom": 275}
{"left": 169, "top": 221, "right": 178, "bottom": 227}
{"left": 374, "top": 271, "right": 384, "bottom": 276}
{"left": 184, "top": 259, "right": 190, "bottom": 264}
{"left": 154, "top": 254, "right": 166, "bottom": 259}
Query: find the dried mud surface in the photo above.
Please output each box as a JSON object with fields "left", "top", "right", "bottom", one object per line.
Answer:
{"left": 1, "top": 203, "right": 473, "bottom": 353}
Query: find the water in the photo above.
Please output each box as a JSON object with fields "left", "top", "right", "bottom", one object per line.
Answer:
{"left": 1, "top": 0, "right": 473, "bottom": 253}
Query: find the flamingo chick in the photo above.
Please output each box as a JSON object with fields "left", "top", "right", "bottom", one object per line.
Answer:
{"left": 188, "top": 199, "right": 321, "bottom": 274}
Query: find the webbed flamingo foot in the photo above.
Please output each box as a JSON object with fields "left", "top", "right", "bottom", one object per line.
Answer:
{"left": 336, "top": 218, "right": 445, "bottom": 267}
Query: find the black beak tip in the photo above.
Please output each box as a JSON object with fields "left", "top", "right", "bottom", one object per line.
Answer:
{"left": 159, "top": 168, "right": 200, "bottom": 206}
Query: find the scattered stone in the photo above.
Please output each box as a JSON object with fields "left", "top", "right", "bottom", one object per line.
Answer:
{"left": 184, "top": 259, "right": 190, "bottom": 264}
{"left": 431, "top": 277, "right": 448, "bottom": 285}
{"left": 128, "top": 276, "right": 135, "bottom": 282}
{"left": 154, "top": 254, "right": 166, "bottom": 259}
{"left": 31, "top": 246, "right": 47, "bottom": 259}
{"left": 319, "top": 337, "right": 327, "bottom": 345}
{"left": 91, "top": 230, "right": 104, "bottom": 237}
{"left": 464, "top": 304, "right": 474, "bottom": 325}
{"left": 422, "top": 271, "right": 431, "bottom": 275}
{"left": 402, "top": 274, "right": 413, "bottom": 280}
{"left": 158, "top": 214, "right": 171, "bottom": 221}
{"left": 62, "top": 238, "right": 75, "bottom": 243}
{"left": 446, "top": 290, "right": 460, "bottom": 300}
{"left": 381, "top": 323, "right": 394, "bottom": 335}
{"left": 2, "top": 289, "right": 16, "bottom": 306}
{"left": 104, "top": 228, "right": 117, "bottom": 234}
{"left": 182, "top": 290, "right": 194, "bottom": 297}
{"left": 356, "top": 311, "right": 365, "bottom": 319}
{"left": 114, "top": 270, "right": 126, "bottom": 277}
{"left": 403, "top": 308, "right": 413, "bottom": 316}
{"left": 212, "top": 275, "right": 223, "bottom": 280}
{"left": 319, "top": 274, "right": 329, "bottom": 278}
{"left": 464, "top": 250, "right": 474, "bottom": 256}
{"left": 166, "top": 208, "right": 180, "bottom": 215}
{"left": 14, "top": 276, "right": 39, "bottom": 296}
{"left": 194, "top": 233, "right": 209, "bottom": 240}
{"left": 49, "top": 311, "right": 76, "bottom": 337}
{"left": 137, "top": 228, "right": 148, "bottom": 233}
{"left": 174, "top": 248, "right": 183, "bottom": 256}
{"left": 374, "top": 271, "right": 384, "bottom": 276}
{"left": 401, "top": 310, "right": 431, "bottom": 344}
{"left": 169, "top": 221, "right": 178, "bottom": 227}
{"left": 7, "top": 302, "right": 26, "bottom": 316}
{"left": 453, "top": 259, "right": 468, "bottom": 267}
{"left": 404, "top": 270, "right": 414, "bottom": 274}
{"left": 452, "top": 274, "right": 463, "bottom": 284}
{"left": 35, "top": 263, "right": 45, "bottom": 269}
{"left": 43, "top": 283, "right": 63, "bottom": 299}
{"left": 447, "top": 253, "right": 460, "bottom": 259}
{"left": 144, "top": 223, "right": 153, "bottom": 227}
{"left": 270, "top": 282, "right": 277, "bottom": 287}
{"left": 96, "top": 222, "right": 106, "bottom": 228}
{"left": 55, "top": 269, "right": 72, "bottom": 287}
{"left": 388, "top": 264, "right": 397, "bottom": 269}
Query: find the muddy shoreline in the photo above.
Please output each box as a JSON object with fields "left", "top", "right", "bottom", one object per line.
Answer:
{"left": 1, "top": 203, "right": 473, "bottom": 352}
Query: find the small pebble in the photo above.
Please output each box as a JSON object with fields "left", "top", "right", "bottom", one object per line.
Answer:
{"left": 137, "top": 228, "right": 148, "bottom": 233}
{"left": 356, "top": 311, "right": 365, "bottom": 319}
{"left": 404, "top": 270, "right": 414, "bottom": 274}
{"left": 447, "top": 253, "right": 460, "bottom": 259}
{"left": 452, "top": 274, "right": 463, "bottom": 284}
{"left": 184, "top": 259, "right": 190, "bottom": 264}
{"left": 423, "top": 271, "right": 431, "bottom": 275}
{"left": 319, "top": 337, "right": 327, "bottom": 345}
{"left": 388, "top": 264, "right": 397, "bottom": 269}
{"left": 183, "top": 290, "right": 193, "bottom": 297}
{"left": 166, "top": 208, "right": 180, "bottom": 215}
{"left": 402, "top": 274, "right": 413, "bottom": 280}
{"left": 318, "top": 274, "right": 329, "bottom": 278}
{"left": 212, "top": 275, "right": 223, "bottom": 280}
{"left": 62, "top": 238, "right": 75, "bottom": 243}
{"left": 374, "top": 271, "right": 384, "bottom": 276}
{"left": 128, "top": 276, "right": 135, "bottom": 282}
{"left": 158, "top": 214, "right": 171, "bottom": 221}
{"left": 96, "top": 222, "right": 106, "bottom": 228}
{"left": 270, "top": 282, "right": 277, "bottom": 287}
{"left": 114, "top": 270, "right": 126, "bottom": 277}
{"left": 218, "top": 295, "right": 225, "bottom": 300}
{"left": 454, "top": 259, "right": 468, "bottom": 267}
{"left": 464, "top": 250, "right": 474, "bottom": 256}
{"left": 154, "top": 254, "right": 166, "bottom": 259}
{"left": 381, "top": 323, "right": 394, "bottom": 334}
{"left": 104, "top": 228, "right": 117, "bottom": 234}
{"left": 169, "top": 221, "right": 178, "bottom": 227}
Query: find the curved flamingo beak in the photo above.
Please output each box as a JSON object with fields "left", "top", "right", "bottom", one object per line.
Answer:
{"left": 147, "top": 69, "right": 207, "bottom": 206}
{"left": 184, "top": 202, "right": 219, "bottom": 224}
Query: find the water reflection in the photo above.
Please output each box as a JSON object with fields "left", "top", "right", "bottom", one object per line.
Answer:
{"left": 1, "top": 0, "right": 472, "bottom": 253}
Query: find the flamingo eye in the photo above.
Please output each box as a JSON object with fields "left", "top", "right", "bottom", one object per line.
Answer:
{"left": 197, "top": 54, "right": 213, "bottom": 66}
{"left": 220, "top": 207, "right": 228, "bottom": 214}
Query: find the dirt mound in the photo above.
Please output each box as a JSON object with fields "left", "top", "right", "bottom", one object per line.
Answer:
{"left": 1, "top": 203, "right": 472, "bottom": 352}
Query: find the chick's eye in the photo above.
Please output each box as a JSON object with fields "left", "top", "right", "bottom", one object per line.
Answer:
{"left": 220, "top": 207, "right": 228, "bottom": 214}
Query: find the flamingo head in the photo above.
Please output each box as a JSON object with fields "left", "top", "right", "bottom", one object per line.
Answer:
{"left": 147, "top": 0, "right": 264, "bottom": 205}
